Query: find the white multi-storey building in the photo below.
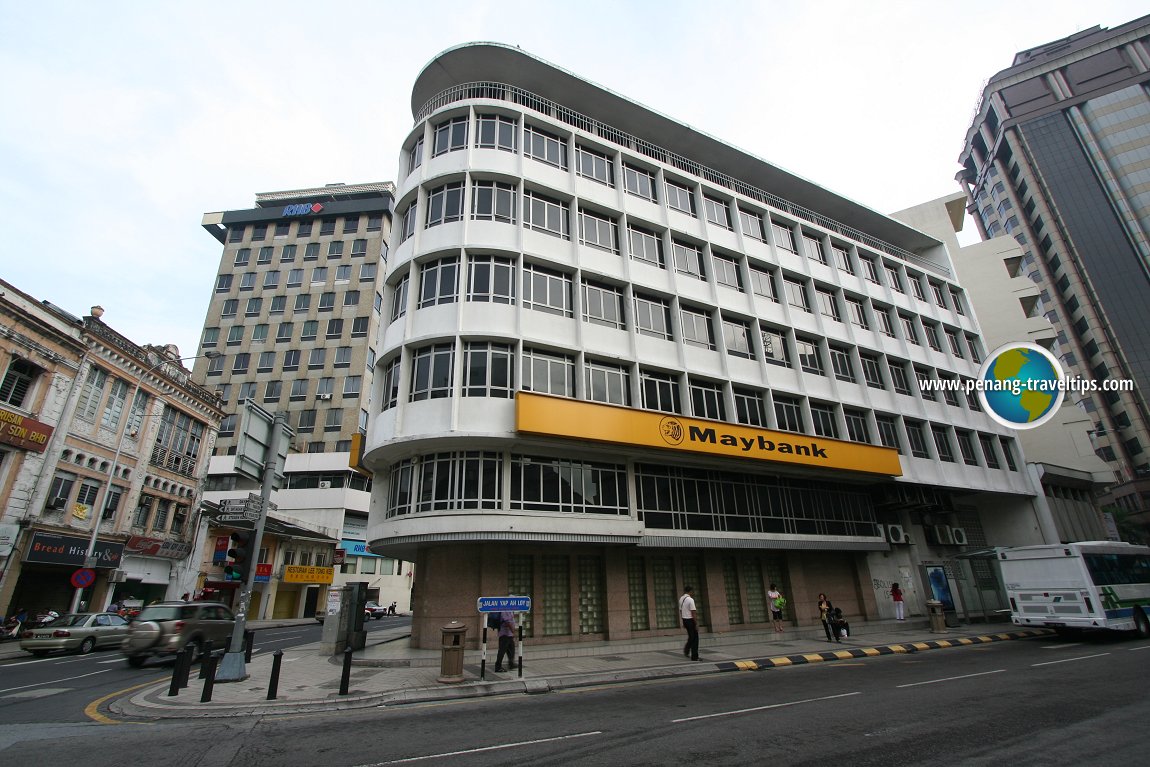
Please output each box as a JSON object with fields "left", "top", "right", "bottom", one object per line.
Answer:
{"left": 365, "top": 43, "right": 1038, "bottom": 648}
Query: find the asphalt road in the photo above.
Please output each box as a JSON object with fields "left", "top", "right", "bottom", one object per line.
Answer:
{"left": 0, "top": 616, "right": 407, "bottom": 726}
{"left": 2, "top": 629, "right": 1147, "bottom": 765}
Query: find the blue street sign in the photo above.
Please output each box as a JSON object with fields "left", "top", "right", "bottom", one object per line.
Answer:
{"left": 477, "top": 596, "right": 531, "bottom": 612}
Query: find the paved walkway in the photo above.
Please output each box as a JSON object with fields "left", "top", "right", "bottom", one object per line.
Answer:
{"left": 105, "top": 618, "right": 1048, "bottom": 719}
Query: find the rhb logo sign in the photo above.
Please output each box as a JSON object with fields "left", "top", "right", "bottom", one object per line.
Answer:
{"left": 282, "top": 202, "right": 324, "bottom": 216}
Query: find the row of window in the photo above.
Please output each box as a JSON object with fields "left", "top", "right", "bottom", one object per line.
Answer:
{"left": 212, "top": 375, "right": 362, "bottom": 406}
{"left": 226, "top": 214, "right": 383, "bottom": 244}
{"left": 398, "top": 175, "right": 968, "bottom": 317}
{"left": 218, "top": 404, "right": 347, "bottom": 437}
{"left": 215, "top": 261, "right": 377, "bottom": 291}
{"left": 46, "top": 472, "right": 191, "bottom": 538}
{"left": 204, "top": 346, "right": 357, "bottom": 375}
{"left": 211, "top": 290, "right": 378, "bottom": 320}
{"left": 203, "top": 316, "right": 370, "bottom": 347}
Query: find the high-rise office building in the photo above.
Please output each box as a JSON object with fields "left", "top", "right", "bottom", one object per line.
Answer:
{"left": 957, "top": 16, "right": 1150, "bottom": 523}
{"left": 364, "top": 43, "right": 1039, "bottom": 648}
{"left": 195, "top": 182, "right": 413, "bottom": 618}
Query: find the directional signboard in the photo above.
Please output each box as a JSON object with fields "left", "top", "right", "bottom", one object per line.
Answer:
{"left": 477, "top": 596, "right": 532, "bottom": 612}
{"left": 234, "top": 402, "right": 293, "bottom": 488}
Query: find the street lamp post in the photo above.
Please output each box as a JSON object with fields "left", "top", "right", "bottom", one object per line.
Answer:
{"left": 68, "top": 351, "right": 221, "bottom": 613}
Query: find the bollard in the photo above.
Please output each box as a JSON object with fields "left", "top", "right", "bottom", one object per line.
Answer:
{"left": 198, "top": 640, "right": 214, "bottom": 679}
{"left": 480, "top": 626, "right": 488, "bottom": 680}
{"left": 244, "top": 629, "right": 255, "bottom": 662}
{"left": 176, "top": 646, "right": 193, "bottom": 690}
{"left": 168, "top": 648, "right": 189, "bottom": 697}
{"left": 200, "top": 651, "right": 219, "bottom": 703}
{"left": 267, "top": 649, "right": 284, "bottom": 701}
{"left": 338, "top": 645, "right": 353, "bottom": 696}
{"left": 517, "top": 624, "right": 524, "bottom": 678}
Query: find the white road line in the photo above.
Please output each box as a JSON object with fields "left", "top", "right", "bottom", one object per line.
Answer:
{"left": 0, "top": 668, "right": 111, "bottom": 694}
{"left": 260, "top": 632, "right": 307, "bottom": 639}
{"left": 1041, "top": 643, "right": 1081, "bottom": 649}
{"left": 352, "top": 731, "right": 603, "bottom": 765}
{"left": 672, "top": 691, "right": 861, "bottom": 723}
{"left": 896, "top": 669, "right": 1006, "bottom": 688}
{"left": 1128, "top": 644, "right": 1150, "bottom": 652}
{"left": 1031, "top": 653, "right": 1110, "bottom": 667}
{"left": 98, "top": 658, "right": 126, "bottom": 665}
{"left": 254, "top": 637, "right": 305, "bottom": 645}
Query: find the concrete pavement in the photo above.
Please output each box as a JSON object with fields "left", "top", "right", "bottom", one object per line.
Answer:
{"left": 103, "top": 618, "right": 1050, "bottom": 720}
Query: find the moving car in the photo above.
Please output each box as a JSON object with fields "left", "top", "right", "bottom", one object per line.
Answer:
{"left": 20, "top": 612, "right": 129, "bottom": 656}
{"left": 121, "top": 601, "right": 235, "bottom": 667}
{"left": 365, "top": 601, "right": 388, "bottom": 619}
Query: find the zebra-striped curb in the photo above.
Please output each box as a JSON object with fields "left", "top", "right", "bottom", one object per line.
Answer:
{"left": 714, "top": 629, "right": 1051, "bottom": 672}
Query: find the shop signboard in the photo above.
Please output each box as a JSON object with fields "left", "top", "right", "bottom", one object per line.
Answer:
{"left": 24, "top": 532, "right": 123, "bottom": 569}
{"left": 0, "top": 407, "right": 53, "bottom": 453}
{"left": 282, "top": 565, "right": 334, "bottom": 584}
{"left": 255, "top": 563, "right": 272, "bottom": 583}
{"left": 124, "top": 535, "right": 193, "bottom": 560}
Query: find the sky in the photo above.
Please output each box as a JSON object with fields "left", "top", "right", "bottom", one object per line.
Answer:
{"left": 2, "top": 1, "right": 1147, "bottom": 359}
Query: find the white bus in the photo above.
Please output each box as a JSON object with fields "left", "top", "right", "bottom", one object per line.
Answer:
{"left": 998, "top": 541, "right": 1150, "bottom": 637}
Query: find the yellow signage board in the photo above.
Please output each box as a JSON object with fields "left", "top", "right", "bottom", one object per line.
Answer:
{"left": 515, "top": 392, "right": 901, "bottom": 476}
{"left": 283, "top": 565, "right": 335, "bottom": 584}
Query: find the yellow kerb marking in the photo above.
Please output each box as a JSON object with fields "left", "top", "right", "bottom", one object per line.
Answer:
{"left": 861, "top": 648, "right": 881, "bottom": 656}
{"left": 84, "top": 679, "right": 163, "bottom": 725}
{"left": 802, "top": 654, "right": 826, "bottom": 663}
{"left": 833, "top": 651, "right": 854, "bottom": 660}
{"left": 911, "top": 642, "right": 932, "bottom": 650}
{"left": 770, "top": 657, "right": 793, "bottom": 666}
{"left": 735, "top": 660, "right": 759, "bottom": 670}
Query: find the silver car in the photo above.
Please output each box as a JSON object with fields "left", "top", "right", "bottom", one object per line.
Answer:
{"left": 20, "top": 612, "right": 130, "bottom": 656}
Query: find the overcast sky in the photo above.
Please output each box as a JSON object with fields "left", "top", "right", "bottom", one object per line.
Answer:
{"left": 2, "top": 1, "right": 1146, "bottom": 359}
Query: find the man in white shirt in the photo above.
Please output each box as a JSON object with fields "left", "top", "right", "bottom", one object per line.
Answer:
{"left": 679, "top": 585, "right": 699, "bottom": 661}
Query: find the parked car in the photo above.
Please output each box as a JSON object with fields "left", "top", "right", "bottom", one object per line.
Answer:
{"left": 121, "top": 601, "right": 234, "bottom": 667}
{"left": 364, "top": 601, "right": 388, "bottom": 620}
{"left": 315, "top": 605, "right": 372, "bottom": 624}
{"left": 20, "top": 612, "right": 129, "bottom": 656}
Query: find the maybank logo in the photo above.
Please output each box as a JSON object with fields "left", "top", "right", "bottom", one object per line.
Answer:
{"left": 659, "top": 417, "right": 684, "bottom": 445}
{"left": 687, "top": 425, "right": 828, "bottom": 458}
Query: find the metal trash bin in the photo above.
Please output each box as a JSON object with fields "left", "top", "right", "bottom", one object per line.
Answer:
{"left": 927, "top": 600, "right": 947, "bottom": 633}
{"left": 437, "top": 620, "right": 468, "bottom": 684}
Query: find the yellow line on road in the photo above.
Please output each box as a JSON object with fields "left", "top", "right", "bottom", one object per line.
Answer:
{"left": 84, "top": 678, "right": 164, "bottom": 725}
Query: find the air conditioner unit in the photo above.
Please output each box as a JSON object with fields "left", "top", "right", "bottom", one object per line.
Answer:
{"left": 318, "top": 481, "right": 332, "bottom": 489}
{"left": 886, "top": 524, "right": 910, "bottom": 544}
{"left": 951, "top": 527, "right": 969, "bottom": 546}
{"left": 46, "top": 497, "right": 67, "bottom": 510}
{"left": 107, "top": 569, "right": 128, "bottom": 583}
{"left": 929, "top": 525, "right": 956, "bottom": 545}
{"left": 318, "top": 393, "right": 332, "bottom": 401}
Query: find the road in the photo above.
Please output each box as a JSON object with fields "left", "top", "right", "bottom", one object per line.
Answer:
{"left": 0, "top": 616, "right": 407, "bottom": 725}
{"left": 1, "top": 629, "right": 1146, "bottom": 765}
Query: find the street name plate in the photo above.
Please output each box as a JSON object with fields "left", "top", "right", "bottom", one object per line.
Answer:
{"left": 477, "top": 596, "right": 532, "bottom": 612}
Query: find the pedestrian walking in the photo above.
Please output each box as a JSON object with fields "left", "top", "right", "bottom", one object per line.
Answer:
{"left": 679, "top": 585, "right": 699, "bottom": 661}
{"left": 817, "top": 593, "right": 837, "bottom": 642}
{"left": 493, "top": 610, "right": 516, "bottom": 672}
{"left": 891, "top": 582, "right": 905, "bottom": 620}
{"left": 768, "top": 584, "right": 786, "bottom": 632}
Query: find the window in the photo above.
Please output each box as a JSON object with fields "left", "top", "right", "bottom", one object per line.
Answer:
{"left": 761, "top": 327, "right": 789, "bottom": 367}
{"left": 524, "top": 125, "right": 568, "bottom": 169}
{"left": 704, "top": 197, "right": 731, "bottom": 229}
{"left": 796, "top": 337, "right": 823, "bottom": 375}
{"left": 979, "top": 434, "right": 1000, "bottom": 469}
{"left": 228, "top": 227, "right": 245, "bottom": 243}
{"left": 966, "top": 335, "right": 982, "bottom": 364}
{"left": 367, "top": 214, "right": 382, "bottom": 232}
{"left": 803, "top": 235, "right": 827, "bottom": 265}
{"left": 664, "top": 179, "right": 695, "bottom": 216}
{"left": 830, "top": 346, "right": 855, "bottom": 382}
{"left": 399, "top": 204, "right": 417, "bottom": 241}
{"left": 305, "top": 243, "right": 320, "bottom": 260}
{"left": 832, "top": 245, "right": 853, "bottom": 273}
{"left": 945, "top": 329, "right": 964, "bottom": 358}
{"left": 909, "top": 274, "right": 927, "bottom": 301}
{"left": 933, "top": 426, "right": 955, "bottom": 462}
{"left": 816, "top": 289, "right": 840, "bottom": 322}
{"left": 201, "top": 327, "right": 219, "bottom": 348}
{"left": 308, "top": 348, "right": 326, "bottom": 369}
{"left": 334, "top": 347, "right": 352, "bottom": 368}
{"left": 326, "top": 318, "right": 344, "bottom": 339}
{"left": 360, "top": 263, "right": 377, "bottom": 281}
{"left": 749, "top": 267, "right": 777, "bottom": 300}
{"left": 206, "top": 356, "right": 225, "bottom": 376}
{"left": 965, "top": 379, "right": 981, "bottom": 411}
{"left": 320, "top": 219, "right": 336, "bottom": 236}
{"left": 250, "top": 324, "right": 267, "bottom": 344}
{"left": 287, "top": 268, "right": 303, "bottom": 287}
{"left": 276, "top": 322, "right": 293, "bottom": 342}
{"left": 860, "top": 256, "right": 880, "bottom": 283}
{"left": 100, "top": 378, "right": 128, "bottom": 431}
{"left": 939, "top": 374, "right": 960, "bottom": 407}
{"left": 957, "top": 430, "right": 979, "bottom": 465}
{"left": 252, "top": 224, "right": 267, "bottom": 241}
{"left": 297, "top": 221, "right": 313, "bottom": 237}
{"left": 623, "top": 164, "right": 657, "bottom": 201}
{"left": 628, "top": 225, "right": 662, "bottom": 266}
{"left": 351, "top": 239, "right": 367, "bottom": 258}
{"left": 463, "top": 255, "right": 514, "bottom": 304}
{"left": 232, "top": 353, "right": 250, "bottom": 373}
{"left": 576, "top": 144, "right": 613, "bottom": 185}
{"left": 586, "top": 360, "right": 630, "bottom": 405}
{"left": 1000, "top": 438, "right": 1018, "bottom": 471}
{"left": 410, "top": 344, "right": 454, "bottom": 401}
{"left": 579, "top": 208, "right": 618, "bottom": 252}
{"left": 950, "top": 288, "right": 966, "bottom": 315}
{"left": 215, "top": 274, "right": 233, "bottom": 293}
{"left": 739, "top": 209, "right": 765, "bottom": 241}
{"left": 680, "top": 306, "right": 714, "bottom": 349}
{"left": 280, "top": 244, "right": 297, "bottom": 263}
{"left": 771, "top": 221, "right": 796, "bottom": 253}
{"left": 523, "top": 262, "right": 572, "bottom": 316}
{"left": 671, "top": 241, "right": 704, "bottom": 279}
{"left": 344, "top": 290, "right": 360, "bottom": 307}
{"left": 634, "top": 294, "right": 671, "bottom": 339}
{"left": 811, "top": 403, "right": 838, "bottom": 438}
{"left": 844, "top": 409, "right": 869, "bottom": 443}
{"left": 297, "top": 409, "right": 316, "bottom": 433}
{"left": 905, "top": 421, "right": 930, "bottom": 458}
{"left": 875, "top": 306, "right": 896, "bottom": 337}
{"left": 916, "top": 367, "right": 937, "bottom": 401}
{"left": 900, "top": 314, "right": 919, "bottom": 344}
{"left": 463, "top": 342, "right": 514, "bottom": 398}
{"left": 343, "top": 375, "right": 362, "bottom": 397}
{"left": 476, "top": 114, "right": 516, "bottom": 151}
{"left": 257, "top": 246, "right": 273, "bottom": 264}
{"left": 734, "top": 388, "right": 766, "bottom": 427}
{"left": 923, "top": 322, "right": 942, "bottom": 351}
{"left": 319, "top": 292, "right": 336, "bottom": 311}
{"left": 884, "top": 264, "right": 904, "bottom": 292}
{"left": 523, "top": 190, "right": 570, "bottom": 238}
{"left": 283, "top": 350, "right": 300, "bottom": 371}
{"left": 689, "top": 379, "right": 725, "bottom": 420}
{"left": 876, "top": 415, "right": 901, "bottom": 452}
{"left": 784, "top": 278, "right": 809, "bottom": 312}
{"left": 239, "top": 272, "right": 256, "bottom": 291}
{"left": 391, "top": 274, "right": 410, "bottom": 321}
{"left": 713, "top": 254, "right": 742, "bottom": 291}
{"left": 640, "top": 369, "right": 680, "bottom": 413}
{"left": 295, "top": 294, "right": 312, "bottom": 313}
{"left": 244, "top": 298, "right": 262, "bottom": 316}
{"left": 408, "top": 135, "right": 424, "bottom": 173}
{"left": 419, "top": 256, "right": 460, "bottom": 308}
{"left": 379, "top": 358, "right": 398, "bottom": 409}
{"left": 227, "top": 325, "right": 245, "bottom": 346}
{"left": 323, "top": 408, "right": 342, "bottom": 432}
{"left": 432, "top": 116, "right": 468, "bottom": 156}
{"left": 233, "top": 248, "right": 250, "bottom": 266}
{"left": 221, "top": 299, "right": 238, "bottom": 317}
{"left": 351, "top": 316, "right": 368, "bottom": 338}
{"left": 860, "top": 353, "right": 884, "bottom": 389}
{"left": 336, "top": 264, "right": 351, "bottom": 282}
{"left": 846, "top": 297, "right": 868, "bottom": 329}
{"left": 426, "top": 182, "right": 465, "bottom": 227}
{"left": 258, "top": 351, "right": 275, "bottom": 372}
{"left": 774, "top": 396, "right": 802, "bottom": 432}
{"left": 722, "top": 318, "right": 752, "bottom": 358}
{"left": 264, "top": 380, "right": 282, "bottom": 402}
{"left": 522, "top": 348, "right": 574, "bottom": 397}
{"left": 472, "top": 180, "right": 516, "bottom": 223}
{"left": 311, "top": 266, "right": 328, "bottom": 284}
{"left": 889, "top": 361, "right": 912, "bottom": 395}
{"left": 582, "top": 281, "right": 624, "bottom": 329}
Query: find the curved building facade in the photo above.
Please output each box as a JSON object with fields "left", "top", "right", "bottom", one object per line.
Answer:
{"left": 365, "top": 44, "right": 1035, "bottom": 648}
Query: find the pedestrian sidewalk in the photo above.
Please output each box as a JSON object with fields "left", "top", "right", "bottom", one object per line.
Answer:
{"left": 109, "top": 619, "right": 1049, "bottom": 719}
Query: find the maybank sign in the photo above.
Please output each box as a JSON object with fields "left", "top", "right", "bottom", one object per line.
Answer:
{"left": 516, "top": 392, "right": 901, "bottom": 476}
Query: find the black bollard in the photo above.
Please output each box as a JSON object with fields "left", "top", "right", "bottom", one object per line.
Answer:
{"left": 244, "top": 629, "right": 255, "bottom": 662}
{"left": 168, "top": 649, "right": 189, "bottom": 696}
{"left": 338, "top": 645, "right": 353, "bottom": 696}
{"left": 480, "top": 626, "right": 488, "bottom": 680}
{"left": 199, "top": 652, "right": 219, "bottom": 703}
{"left": 517, "top": 624, "right": 524, "bottom": 678}
{"left": 267, "top": 649, "right": 284, "bottom": 700}
{"left": 178, "top": 646, "right": 194, "bottom": 689}
{"left": 198, "top": 640, "right": 214, "bottom": 679}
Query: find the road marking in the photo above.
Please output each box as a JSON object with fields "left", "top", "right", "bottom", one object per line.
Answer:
{"left": 98, "top": 658, "right": 125, "bottom": 665}
{"left": 896, "top": 669, "right": 1005, "bottom": 688}
{"left": 1031, "top": 653, "right": 1110, "bottom": 667}
{"left": 351, "top": 731, "right": 603, "bottom": 765}
{"left": 1127, "top": 644, "right": 1150, "bottom": 652}
{"left": 0, "top": 669, "right": 111, "bottom": 694}
{"left": 672, "top": 691, "right": 861, "bottom": 723}
{"left": 84, "top": 679, "right": 163, "bottom": 725}
{"left": 2, "top": 687, "right": 72, "bottom": 699}
{"left": 1041, "top": 643, "right": 1081, "bottom": 649}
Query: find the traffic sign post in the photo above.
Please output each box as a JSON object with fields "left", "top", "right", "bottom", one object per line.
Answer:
{"left": 70, "top": 568, "right": 96, "bottom": 589}
{"left": 477, "top": 596, "right": 531, "bottom": 680}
